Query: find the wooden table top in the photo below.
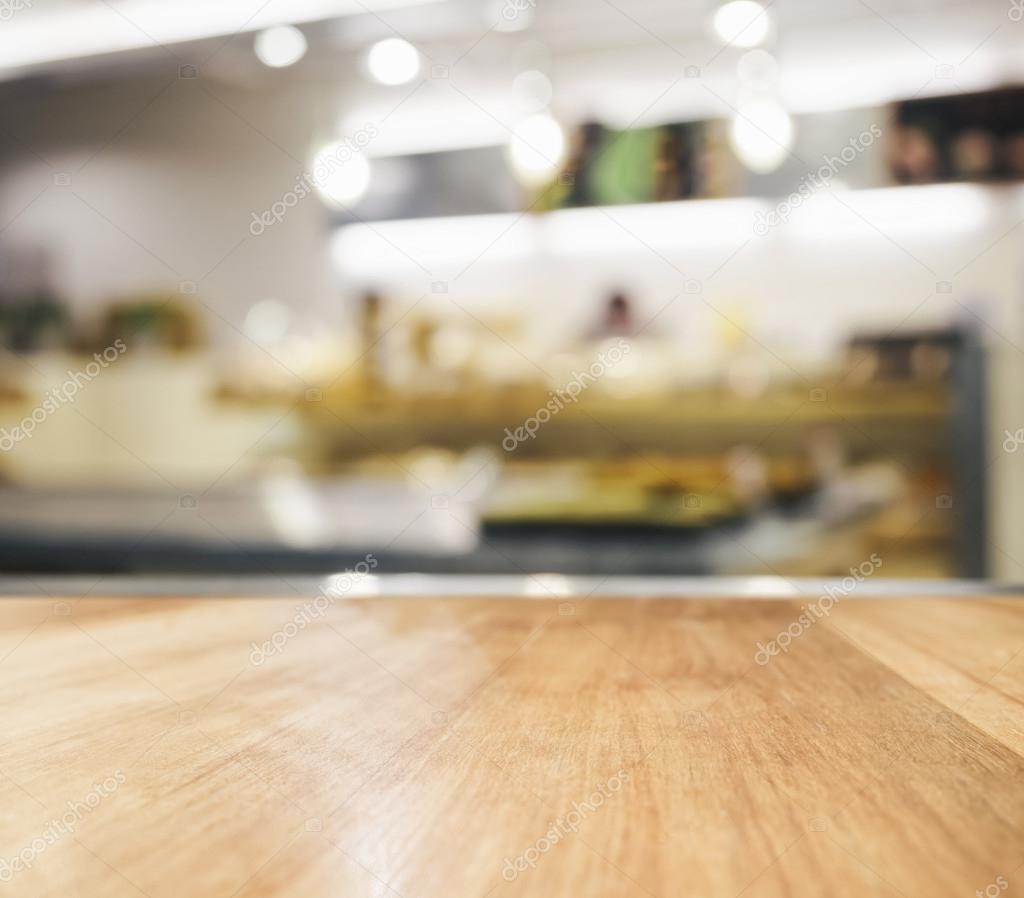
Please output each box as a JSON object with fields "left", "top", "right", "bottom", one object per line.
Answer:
{"left": 0, "top": 593, "right": 1021, "bottom": 897}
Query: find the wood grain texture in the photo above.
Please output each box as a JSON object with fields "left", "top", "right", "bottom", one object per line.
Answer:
{"left": 0, "top": 594, "right": 1021, "bottom": 897}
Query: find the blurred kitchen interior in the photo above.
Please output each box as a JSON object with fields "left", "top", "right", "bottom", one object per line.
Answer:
{"left": 0, "top": 0, "right": 1022, "bottom": 578}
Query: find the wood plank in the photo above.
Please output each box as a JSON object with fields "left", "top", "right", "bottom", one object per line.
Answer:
{"left": 0, "top": 595, "right": 1019, "bottom": 897}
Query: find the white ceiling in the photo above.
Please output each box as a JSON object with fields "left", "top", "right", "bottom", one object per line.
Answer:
{"left": 1, "top": 0, "right": 1019, "bottom": 123}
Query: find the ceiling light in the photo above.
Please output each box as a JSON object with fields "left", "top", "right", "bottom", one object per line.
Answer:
{"left": 512, "top": 70, "right": 553, "bottom": 113}
{"left": 254, "top": 25, "right": 307, "bottom": 68}
{"left": 366, "top": 38, "right": 421, "bottom": 86}
{"left": 790, "top": 183, "right": 991, "bottom": 240}
{"left": 244, "top": 299, "right": 291, "bottom": 344}
{"left": 713, "top": 1, "right": 771, "bottom": 48}
{"left": 507, "top": 114, "right": 566, "bottom": 187}
{"left": 331, "top": 211, "right": 536, "bottom": 277}
{"left": 311, "top": 142, "right": 372, "bottom": 207}
{"left": 736, "top": 49, "right": 778, "bottom": 87}
{"left": 728, "top": 99, "right": 794, "bottom": 173}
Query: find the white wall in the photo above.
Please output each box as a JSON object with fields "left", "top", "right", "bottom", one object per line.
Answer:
{"left": 0, "top": 72, "right": 345, "bottom": 341}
